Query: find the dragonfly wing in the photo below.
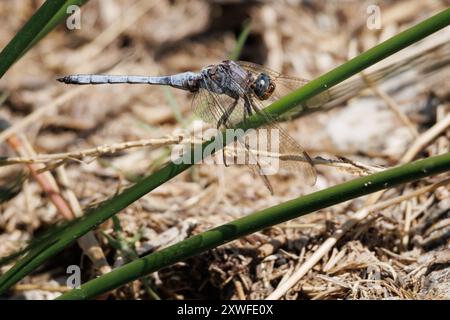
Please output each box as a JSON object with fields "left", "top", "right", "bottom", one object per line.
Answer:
{"left": 271, "top": 76, "right": 331, "bottom": 113}
{"left": 192, "top": 77, "right": 245, "bottom": 127}
{"left": 236, "top": 61, "right": 283, "bottom": 78}
{"left": 191, "top": 89, "right": 223, "bottom": 125}
{"left": 270, "top": 76, "right": 309, "bottom": 100}
{"left": 224, "top": 65, "right": 317, "bottom": 185}
{"left": 192, "top": 86, "right": 276, "bottom": 193}
{"left": 246, "top": 94, "right": 317, "bottom": 185}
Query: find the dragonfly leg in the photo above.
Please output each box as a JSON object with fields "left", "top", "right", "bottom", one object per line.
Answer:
{"left": 217, "top": 98, "right": 239, "bottom": 129}
{"left": 248, "top": 98, "right": 264, "bottom": 117}
{"left": 217, "top": 98, "right": 239, "bottom": 167}
{"left": 244, "top": 96, "right": 253, "bottom": 118}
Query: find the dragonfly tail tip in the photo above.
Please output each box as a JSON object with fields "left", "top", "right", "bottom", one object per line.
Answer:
{"left": 57, "top": 76, "right": 69, "bottom": 83}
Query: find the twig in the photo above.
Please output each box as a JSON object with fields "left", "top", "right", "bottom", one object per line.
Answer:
{"left": 362, "top": 72, "right": 419, "bottom": 138}
{"left": 1, "top": 136, "right": 381, "bottom": 176}
{"left": 402, "top": 200, "right": 413, "bottom": 247}
{"left": 233, "top": 279, "right": 246, "bottom": 300}
{"left": 365, "top": 110, "right": 450, "bottom": 206}
{"left": 0, "top": 136, "right": 182, "bottom": 165}
{"left": 13, "top": 283, "right": 72, "bottom": 293}
{"left": 401, "top": 112, "right": 450, "bottom": 163}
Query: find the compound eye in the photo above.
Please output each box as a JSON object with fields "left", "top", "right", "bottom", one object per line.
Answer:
{"left": 268, "top": 82, "right": 276, "bottom": 94}
{"left": 258, "top": 81, "right": 275, "bottom": 100}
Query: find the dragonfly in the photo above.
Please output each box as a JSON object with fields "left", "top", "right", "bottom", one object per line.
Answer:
{"left": 58, "top": 60, "right": 329, "bottom": 194}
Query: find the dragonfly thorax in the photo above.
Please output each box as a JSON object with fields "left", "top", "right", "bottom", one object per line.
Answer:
{"left": 200, "top": 61, "right": 248, "bottom": 98}
{"left": 252, "top": 73, "right": 276, "bottom": 100}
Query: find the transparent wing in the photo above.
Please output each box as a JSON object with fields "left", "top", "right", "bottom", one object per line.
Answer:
{"left": 191, "top": 88, "right": 224, "bottom": 125}
{"left": 236, "top": 61, "right": 330, "bottom": 108}
{"left": 243, "top": 94, "right": 317, "bottom": 185}
{"left": 222, "top": 66, "right": 317, "bottom": 186}
{"left": 191, "top": 82, "right": 244, "bottom": 127}
{"left": 191, "top": 84, "right": 276, "bottom": 193}
{"left": 236, "top": 60, "right": 291, "bottom": 78}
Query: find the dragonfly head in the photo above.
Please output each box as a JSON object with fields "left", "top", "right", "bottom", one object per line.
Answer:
{"left": 252, "top": 73, "right": 276, "bottom": 100}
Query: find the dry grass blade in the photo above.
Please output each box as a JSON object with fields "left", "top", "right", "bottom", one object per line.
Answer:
{"left": 366, "top": 111, "right": 450, "bottom": 206}
{"left": 0, "top": 137, "right": 181, "bottom": 166}
{"left": 1, "top": 133, "right": 381, "bottom": 177}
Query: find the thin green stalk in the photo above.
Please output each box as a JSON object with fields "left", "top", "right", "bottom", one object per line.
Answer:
{"left": 163, "top": 87, "right": 187, "bottom": 128}
{"left": 229, "top": 20, "right": 252, "bottom": 61}
{"left": 0, "top": 8, "right": 449, "bottom": 294}
{"left": 0, "top": 0, "right": 89, "bottom": 78}
{"left": 58, "top": 152, "right": 450, "bottom": 299}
